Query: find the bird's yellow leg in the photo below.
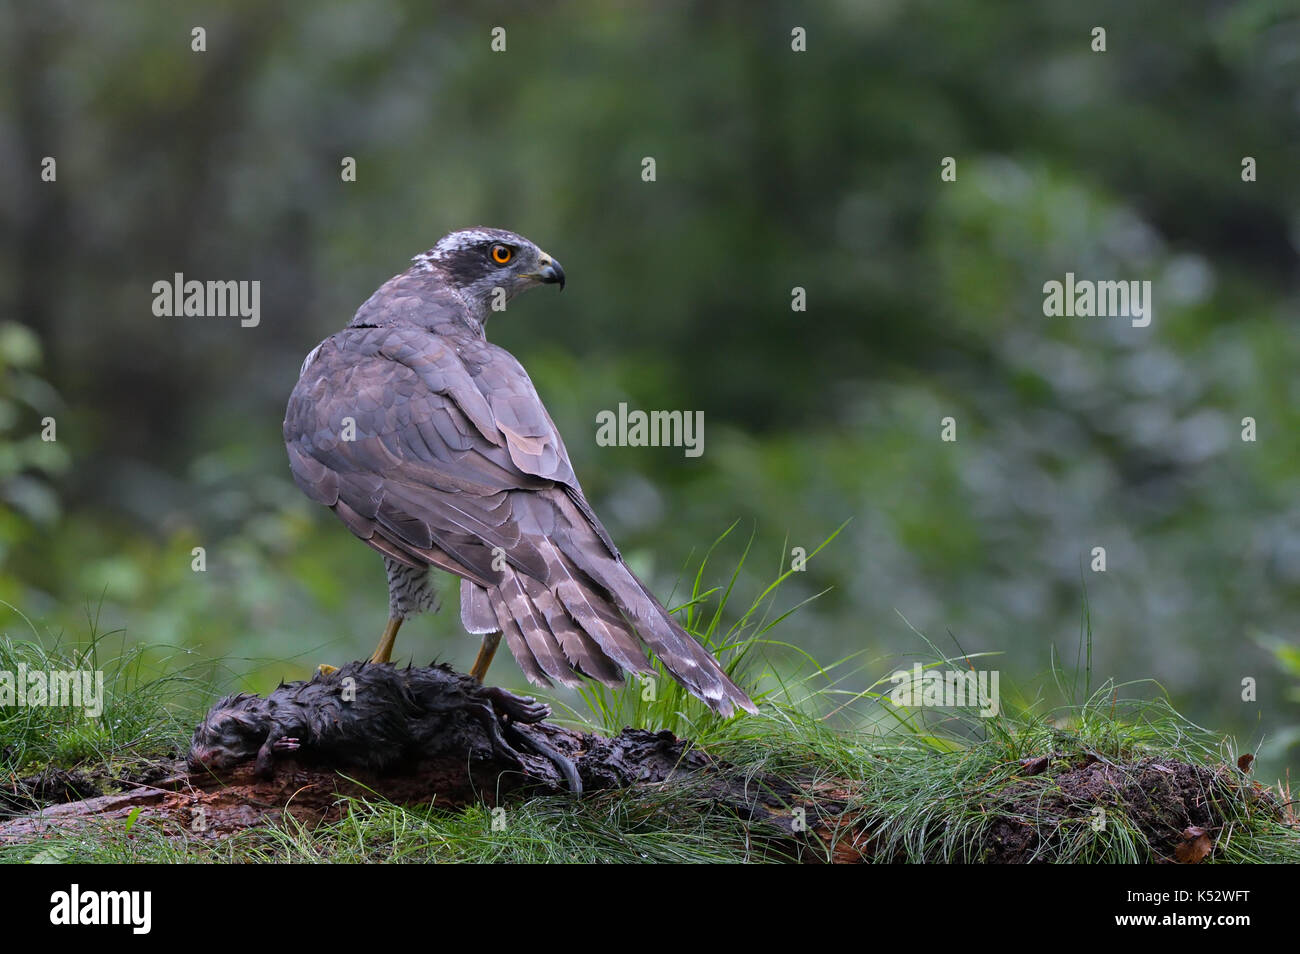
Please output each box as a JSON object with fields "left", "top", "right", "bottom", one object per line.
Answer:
{"left": 370, "top": 617, "right": 403, "bottom": 664}
{"left": 469, "top": 632, "right": 502, "bottom": 683}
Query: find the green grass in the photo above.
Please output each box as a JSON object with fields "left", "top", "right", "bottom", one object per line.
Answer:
{"left": 1, "top": 532, "right": 1296, "bottom": 863}
{"left": 0, "top": 599, "right": 209, "bottom": 774}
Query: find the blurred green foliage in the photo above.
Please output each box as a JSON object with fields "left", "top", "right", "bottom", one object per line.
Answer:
{"left": 0, "top": 1, "right": 1297, "bottom": 774}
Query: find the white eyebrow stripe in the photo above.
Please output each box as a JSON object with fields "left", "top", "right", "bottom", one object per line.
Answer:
{"left": 416, "top": 228, "right": 522, "bottom": 264}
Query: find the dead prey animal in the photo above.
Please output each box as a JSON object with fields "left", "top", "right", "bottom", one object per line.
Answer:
{"left": 188, "top": 660, "right": 581, "bottom": 792}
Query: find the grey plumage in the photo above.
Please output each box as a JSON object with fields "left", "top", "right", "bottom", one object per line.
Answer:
{"left": 283, "top": 228, "right": 756, "bottom": 716}
{"left": 384, "top": 557, "right": 440, "bottom": 620}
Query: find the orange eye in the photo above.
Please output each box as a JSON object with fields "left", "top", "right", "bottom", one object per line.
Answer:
{"left": 491, "top": 244, "right": 512, "bottom": 265}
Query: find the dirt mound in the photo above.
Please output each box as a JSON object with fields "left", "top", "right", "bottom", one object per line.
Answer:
{"left": 983, "top": 755, "right": 1275, "bottom": 863}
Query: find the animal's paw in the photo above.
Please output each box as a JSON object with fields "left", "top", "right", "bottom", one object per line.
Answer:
{"left": 272, "top": 737, "right": 301, "bottom": 752}
{"left": 485, "top": 686, "right": 551, "bottom": 725}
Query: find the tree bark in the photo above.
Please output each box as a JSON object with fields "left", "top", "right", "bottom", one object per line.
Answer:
{"left": 0, "top": 723, "right": 844, "bottom": 859}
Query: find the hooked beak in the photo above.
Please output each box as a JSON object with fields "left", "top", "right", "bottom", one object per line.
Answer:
{"left": 535, "top": 253, "right": 566, "bottom": 290}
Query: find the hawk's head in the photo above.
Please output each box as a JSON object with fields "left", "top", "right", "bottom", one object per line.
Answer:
{"left": 415, "top": 227, "right": 565, "bottom": 312}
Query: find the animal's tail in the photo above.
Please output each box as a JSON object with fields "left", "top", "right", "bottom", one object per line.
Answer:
{"left": 460, "top": 523, "right": 756, "bottom": 717}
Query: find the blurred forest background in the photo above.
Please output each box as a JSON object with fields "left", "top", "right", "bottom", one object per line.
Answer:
{"left": 1, "top": 2, "right": 1298, "bottom": 776}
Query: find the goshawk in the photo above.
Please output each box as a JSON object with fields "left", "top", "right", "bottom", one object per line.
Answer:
{"left": 283, "top": 228, "right": 755, "bottom": 716}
